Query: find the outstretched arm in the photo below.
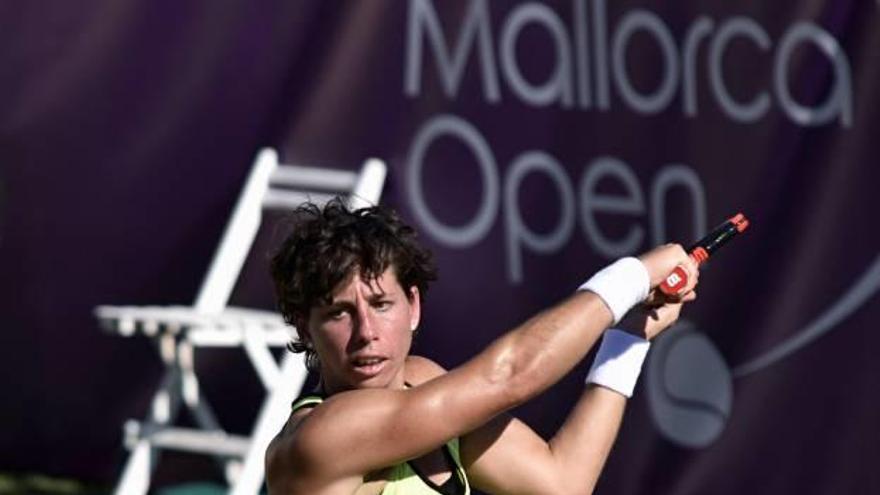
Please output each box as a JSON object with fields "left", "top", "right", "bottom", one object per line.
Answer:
{"left": 461, "top": 297, "right": 694, "bottom": 495}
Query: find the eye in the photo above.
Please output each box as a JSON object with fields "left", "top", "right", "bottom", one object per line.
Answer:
{"left": 374, "top": 300, "right": 393, "bottom": 311}
{"left": 325, "top": 308, "right": 347, "bottom": 321}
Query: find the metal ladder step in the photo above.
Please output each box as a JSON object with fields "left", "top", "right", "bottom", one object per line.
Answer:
{"left": 134, "top": 425, "right": 251, "bottom": 457}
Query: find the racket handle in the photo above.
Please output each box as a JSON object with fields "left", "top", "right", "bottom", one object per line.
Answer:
{"left": 659, "top": 266, "right": 689, "bottom": 295}
{"left": 657, "top": 212, "right": 748, "bottom": 297}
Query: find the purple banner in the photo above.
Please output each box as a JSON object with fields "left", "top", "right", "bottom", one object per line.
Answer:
{"left": 2, "top": 0, "right": 878, "bottom": 492}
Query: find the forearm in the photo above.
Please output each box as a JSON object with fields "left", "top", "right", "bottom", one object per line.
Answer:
{"left": 472, "top": 290, "right": 614, "bottom": 408}
{"left": 547, "top": 385, "right": 627, "bottom": 493}
{"left": 473, "top": 256, "right": 651, "bottom": 410}
{"left": 544, "top": 308, "right": 677, "bottom": 491}
{"left": 461, "top": 384, "right": 629, "bottom": 495}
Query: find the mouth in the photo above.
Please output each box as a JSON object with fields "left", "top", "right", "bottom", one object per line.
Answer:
{"left": 349, "top": 356, "right": 388, "bottom": 378}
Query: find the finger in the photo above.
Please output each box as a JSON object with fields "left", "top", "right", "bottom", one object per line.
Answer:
{"left": 653, "top": 285, "right": 686, "bottom": 304}
{"left": 646, "top": 288, "right": 673, "bottom": 306}
{"left": 671, "top": 243, "right": 688, "bottom": 260}
{"left": 669, "top": 264, "right": 694, "bottom": 298}
{"left": 681, "top": 290, "right": 697, "bottom": 302}
{"left": 667, "top": 301, "right": 684, "bottom": 318}
{"left": 670, "top": 245, "right": 691, "bottom": 274}
{"left": 681, "top": 260, "right": 700, "bottom": 294}
{"left": 640, "top": 243, "right": 690, "bottom": 288}
{"left": 653, "top": 301, "right": 683, "bottom": 326}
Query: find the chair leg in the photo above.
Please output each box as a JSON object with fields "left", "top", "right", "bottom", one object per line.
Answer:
{"left": 113, "top": 440, "right": 153, "bottom": 495}
{"left": 114, "top": 363, "right": 183, "bottom": 495}
{"left": 230, "top": 354, "right": 308, "bottom": 495}
{"left": 178, "top": 338, "right": 223, "bottom": 432}
{"left": 179, "top": 337, "right": 245, "bottom": 483}
{"left": 243, "top": 327, "right": 282, "bottom": 389}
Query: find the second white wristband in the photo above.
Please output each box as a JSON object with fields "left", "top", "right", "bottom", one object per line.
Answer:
{"left": 585, "top": 329, "right": 651, "bottom": 398}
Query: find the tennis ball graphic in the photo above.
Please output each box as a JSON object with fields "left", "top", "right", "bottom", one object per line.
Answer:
{"left": 646, "top": 321, "right": 732, "bottom": 448}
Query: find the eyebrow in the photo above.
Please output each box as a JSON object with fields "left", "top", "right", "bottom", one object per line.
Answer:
{"left": 366, "top": 291, "right": 391, "bottom": 301}
{"left": 327, "top": 289, "right": 391, "bottom": 308}
{"left": 321, "top": 300, "right": 353, "bottom": 311}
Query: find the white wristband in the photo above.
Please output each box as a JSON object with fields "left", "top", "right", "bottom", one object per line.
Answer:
{"left": 578, "top": 257, "right": 650, "bottom": 324}
{"left": 585, "top": 329, "right": 650, "bottom": 398}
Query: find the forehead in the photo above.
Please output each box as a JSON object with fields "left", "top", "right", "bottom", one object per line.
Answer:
{"left": 327, "top": 267, "right": 402, "bottom": 301}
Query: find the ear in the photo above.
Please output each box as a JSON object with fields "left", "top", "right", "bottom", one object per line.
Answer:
{"left": 408, "top": 286, "right": 421, "bottom": 331}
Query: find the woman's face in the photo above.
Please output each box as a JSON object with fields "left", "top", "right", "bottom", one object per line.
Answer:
{"left": 304, "top": 267, "right": 421, "bottom": 394}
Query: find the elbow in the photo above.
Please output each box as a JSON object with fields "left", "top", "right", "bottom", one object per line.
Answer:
{"left": 484, "top": 338, "right": 547, "bottom": 408}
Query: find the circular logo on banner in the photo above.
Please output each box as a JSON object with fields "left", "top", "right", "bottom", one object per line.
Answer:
{"left": 647, "top": 254, "right": 880, "bottom": 448}
{"left": 646, "top": 320, "right": 733, "bottom": 448}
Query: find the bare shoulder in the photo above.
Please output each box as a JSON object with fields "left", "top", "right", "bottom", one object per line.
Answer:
{"left": 267, "top": 396, "right": 378, "bottom": 493}
{"left": 267, "top": 357, "right": 476, "bottom": 489}
{"left": 404, "top": 355, "right": 448, "bottom": 385}
{"left": 265, "top": 407, "right": 319, "bottom": 492}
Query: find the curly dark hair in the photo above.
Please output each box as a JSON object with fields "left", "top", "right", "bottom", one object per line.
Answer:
{"left": 270, "top": 198, "right": 437, "bottom": 371}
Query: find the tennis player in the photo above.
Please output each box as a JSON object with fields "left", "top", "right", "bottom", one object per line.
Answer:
{"left": 266, "top": 199, "right": 698, "bottom": 495}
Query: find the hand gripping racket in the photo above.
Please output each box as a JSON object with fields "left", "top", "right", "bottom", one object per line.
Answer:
{"left": 659, "top": 213, "right": 750, "bottom": 296}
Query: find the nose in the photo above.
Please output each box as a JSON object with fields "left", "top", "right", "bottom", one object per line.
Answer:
{"left": 352, "top": 301, "right": 378, "bottom": 344}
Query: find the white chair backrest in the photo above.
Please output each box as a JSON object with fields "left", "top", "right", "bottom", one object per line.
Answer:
{"left": 193, "top": 148, "right": 387, "bottom": 314}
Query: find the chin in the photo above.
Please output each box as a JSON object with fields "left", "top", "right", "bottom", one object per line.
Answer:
{"left": 348, "top": 364, "right": 401, "bottom": 390}
{"left": 339, "top": 379, "right": 384, "bottom": 393}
